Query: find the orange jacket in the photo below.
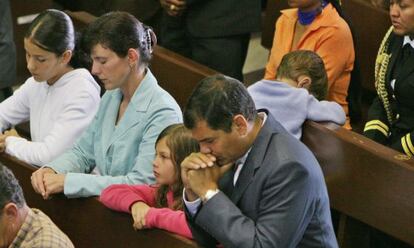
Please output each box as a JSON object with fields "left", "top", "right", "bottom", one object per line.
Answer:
{"left": 264, "top": 4, "right": 354, "bottom": 129}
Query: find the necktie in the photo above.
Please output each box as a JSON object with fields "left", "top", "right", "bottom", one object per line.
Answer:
{"left": 226, "top": 162, "right": 239, "bottom": 196}
{"left": 401, "top": 44, "right": 413, "bottom": 64}
{"left": 393, "top": 44, "right": 413, "bottom": 79}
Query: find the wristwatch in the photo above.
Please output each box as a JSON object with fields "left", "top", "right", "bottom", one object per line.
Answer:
{"left": 201, "top": 189, "right": 220, "bottom": 203}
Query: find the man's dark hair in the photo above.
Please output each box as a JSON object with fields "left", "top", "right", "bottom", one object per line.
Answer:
{"left": 184, "top": 74, "right": 257, "bottom": 132}
{"left": 0, "top": 165, "right": 26, "bottom": 209}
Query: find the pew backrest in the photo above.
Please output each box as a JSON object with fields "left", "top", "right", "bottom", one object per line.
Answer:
{"left": 302, "top": 121, "right": 414, "bottom": 246}
{"left": 150, "top": 45, "right": 216, "bottom": 108}
{"left": 0, "top": 154, "right": 199, "bottom": 248}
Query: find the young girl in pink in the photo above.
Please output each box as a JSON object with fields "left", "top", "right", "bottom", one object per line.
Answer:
{"left": 100, "top": 124, "right": 199, "bottom": 239}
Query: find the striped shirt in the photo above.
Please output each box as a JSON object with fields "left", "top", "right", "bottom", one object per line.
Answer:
{"left": 9, "top": 208, "right": 74, "bottom": 248}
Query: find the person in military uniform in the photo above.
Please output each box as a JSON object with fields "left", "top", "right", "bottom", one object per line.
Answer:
{"left": 364, "top": 0, "right": 414, "bottom": 157}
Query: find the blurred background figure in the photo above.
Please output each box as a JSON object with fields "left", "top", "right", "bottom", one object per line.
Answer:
{"left": 0, "top": 0, "right": 17, "bottom": 102}
{"left": 53, "top": 0, "right": 162, "bottom": 36}
{"left": 370, "top": 0, "right": 390, "bottom": 10}
{"left": 158, "top": 0, "right": 261, "bottom": 81}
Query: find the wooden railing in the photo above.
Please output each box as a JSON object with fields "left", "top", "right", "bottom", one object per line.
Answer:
{"left": 302, "top": 121, "right": 414, "bottom": 247}
{"left": 0, "top": 154, "right": 199, "bottom": 248}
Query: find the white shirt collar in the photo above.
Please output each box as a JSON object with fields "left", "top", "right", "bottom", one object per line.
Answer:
{"left": 403, "top": 36, "right": 414, "bottom": 49}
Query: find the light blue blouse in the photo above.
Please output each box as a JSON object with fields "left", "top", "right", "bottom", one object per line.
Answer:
{"left": 48, "top": 69, "right": 182, "bottom": 198}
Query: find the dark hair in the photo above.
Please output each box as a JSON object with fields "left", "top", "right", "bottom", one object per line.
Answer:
{"left": 327, "top": 0, "right": 363, "bottom": 123}
{"left": 184, "top": 74, "right": 257, "bottom": 132}
{"left": 82, "top": 11, "right": 157, "bottom": 66}
{"left": 0, "top": 165, "right": 26, "bottom": 210}
{"left": 154, "top": 124, "right": 199, "bottom": 210}
{"left": 277, "top": 50, "right": 328, "bottom": 100}
{"left": 25, "top": 9, "right": 90, "bottom": 69}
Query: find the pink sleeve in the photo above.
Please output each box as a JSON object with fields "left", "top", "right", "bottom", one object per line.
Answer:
{"left": 145, "top": 208, "right": 193, "bottom": 239}
{"left": 100, "top": 184, "right": 157, "bottom": 212}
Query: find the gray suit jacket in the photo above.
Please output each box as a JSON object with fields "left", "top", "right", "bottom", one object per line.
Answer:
{"left": 186, "top": 112, "right": 338, "bottom": 248}
{"left": 0, "top": 0, "right": 16, "bottom": 88}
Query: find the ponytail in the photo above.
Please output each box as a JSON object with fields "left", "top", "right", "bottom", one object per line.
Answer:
{"left": 139, "top": 25, "right": 157, "bottom": 65}
{"left": 69, "top": 31, "right": 92, "bottom": 69}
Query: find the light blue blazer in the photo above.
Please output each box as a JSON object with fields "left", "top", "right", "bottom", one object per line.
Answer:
{"left": 48, "top": 69, "right": 182, "bottom": 198}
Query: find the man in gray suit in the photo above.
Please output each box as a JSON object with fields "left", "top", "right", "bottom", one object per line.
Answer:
{"left": 0, "top": 0, "right": 16, "bottom": 100}
{"left": 181, "top": 74, "right": 338, "bottom": 248}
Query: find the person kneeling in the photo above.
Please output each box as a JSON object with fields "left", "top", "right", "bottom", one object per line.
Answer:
{"left": 100, "top": 124, "right": 198, "bottom": 239}
{"left": 248, "top": 50, "right": 345, "bottom": 139}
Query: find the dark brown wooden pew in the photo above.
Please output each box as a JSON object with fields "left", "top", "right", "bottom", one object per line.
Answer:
{"left": 10, "top": 122, "right": 414, "bottom": 247}
{"left": 302, "top": 121, "right": 414, "bottom": 247}
{"left": 261, "top": 0, "right": 391, "bottom": 93}
{"left": 341, "top": 0, "right": 391, "bottom": 93}
{"left": 0, "top": 153, "right": 199, "bottom": 248}
{"left": 150, "top": 45, "right": 217, "bottom": 108}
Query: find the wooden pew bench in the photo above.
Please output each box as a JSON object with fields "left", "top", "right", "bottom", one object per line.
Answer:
{"left": 10, "top": 121, "right": 414, "bottom": 248}
{"left": 150, "top": 46, "right": 216, "bottom": 108}
{"left": 9, "top": 122, "right": 414, "bottom": 248}
{"left": 302, "top": 121, "right": 414, "bottom": 247}
{"left": 0, "top": 153, "right": 199, "bottom": 248}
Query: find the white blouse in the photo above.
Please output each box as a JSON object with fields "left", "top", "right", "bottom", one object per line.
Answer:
{"left": 0, "top": 68, "right": 100, "bottom": 166}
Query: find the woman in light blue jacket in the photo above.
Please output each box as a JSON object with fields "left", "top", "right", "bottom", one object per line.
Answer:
{"left": 31, "top": 12, "right": 182, "bottom": 198}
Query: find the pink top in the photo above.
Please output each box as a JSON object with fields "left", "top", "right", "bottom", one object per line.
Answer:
{"left": 100, "top": 184, "right": 192, "bottom": 239}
